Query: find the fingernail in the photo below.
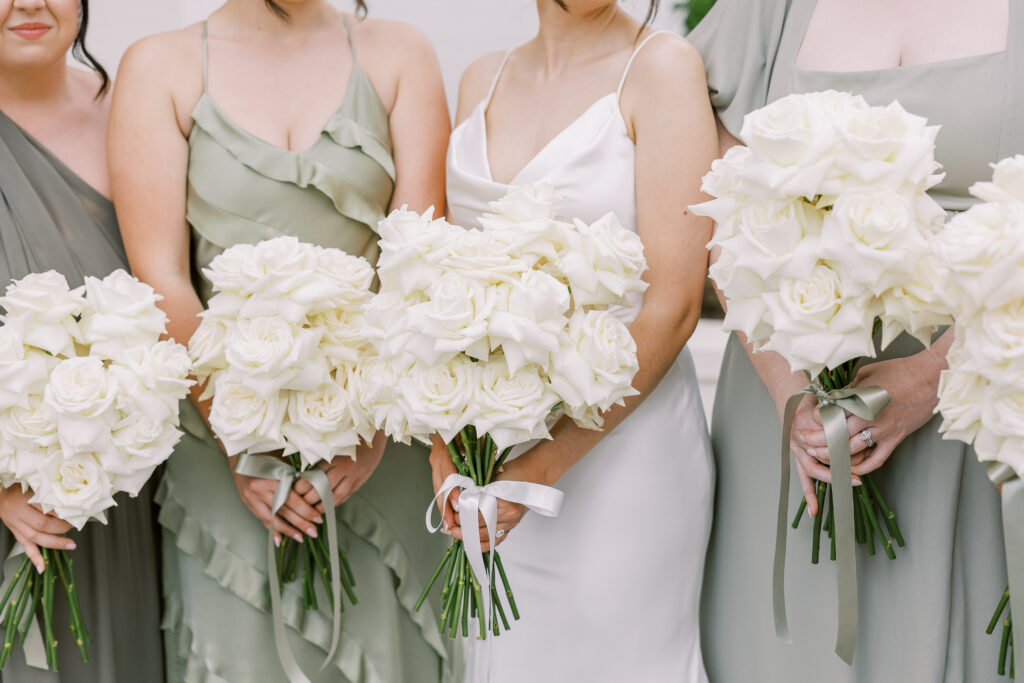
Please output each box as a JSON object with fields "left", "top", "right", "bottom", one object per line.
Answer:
{"left": 452, "top": 501, "right": 459, "bottom": 513}
{"left": 853, "top": 479, "right": 863, "bottom": 486}
{"left": 274, "top": 535, "right": 281, "bottom": 547}
{"left": 314, "top": 516, "right": 324, "bottom": 524}
{"left": 65, "top": 542, "right": 76, "bottom": 550}
{"left": 306, "top": 527, "right": 318, "bottom": 538}
{"left": 35, "top": 563, "right": 44, "bottom": 574}
{"left": 442, "top": 523, "right": 450, "bottom": 533}
{"left": 293, "top": 533, "right": 303, "bottom": 543}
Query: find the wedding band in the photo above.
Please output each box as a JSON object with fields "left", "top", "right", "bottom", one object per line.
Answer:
{"left": 859, "top": 429, "right": 875, "bottom": 448}
{"left": 496, "top": 529, "right": 506, "bottom": 539}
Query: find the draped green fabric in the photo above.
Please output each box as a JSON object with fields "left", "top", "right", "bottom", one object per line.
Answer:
{"left": 161, "top": 18, "right": 455, "bottom": 683}
{"left": 0, "top": 110, "right": 164, "bottom": 682}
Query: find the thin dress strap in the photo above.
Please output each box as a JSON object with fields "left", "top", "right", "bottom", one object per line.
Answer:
{"left": 482, "top": 50, "right": 514, "bottom": 110}
{"left": 340, "top": 14, "right": 360, "bottom": 67}
{"left": 617, "top": 30, "right": 672, "bottom": 99}
{"left": 200, "top": 21, "right": 209, "bottom": 91}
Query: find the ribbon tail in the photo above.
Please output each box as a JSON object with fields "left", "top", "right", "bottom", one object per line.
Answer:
{"left": 991, "top": 465, "right": 1024, "bottom": 663}
{"left": 772, "top": 391, "right": 805, "bottom": 644}
{"left": 305, "top": 469, "right": 343, "bottom": 670}
{"left": 0, "top": 545, "right": 46, "bottom": 669}
{"left": 821, "top": 404, "right": 858, "bottom": 665}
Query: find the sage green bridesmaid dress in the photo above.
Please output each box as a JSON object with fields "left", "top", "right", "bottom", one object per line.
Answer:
{"left": 0, "top": 110, "right": 164, "bottom": 681}
{"left": 158, "top": 20, "right": 453, "bottom": 683}
{"left": 690, "top": 1, "right": 1024, "bottom": 680}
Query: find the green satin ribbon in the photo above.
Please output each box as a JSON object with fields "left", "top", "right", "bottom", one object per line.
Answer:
{"left": 987, "top": 462, "right": 1024, "bottom": 661}
{"left": 234, "top": 454, "right": 341, "bottom": 683}
{"left": 773, "top": 383, "right": 890, "bottom": 664}
{"left": 0, "top": 544, "right": 46, "bottom": 669}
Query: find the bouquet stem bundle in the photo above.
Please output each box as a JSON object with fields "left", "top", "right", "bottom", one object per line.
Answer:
{"left": 988, "top": 586, "right": 1015, "bottom": 678}
{"left": 274, "top": 455, "right": 357, "bottom": 613}
{"left": 0, "top": 550, "right": 89, "bottom": 669}
{"left": 790, "top": 361, "right": 906, "bottom": 563}
{"left": 414, "top": 428, "right": 519, "bottom": 638}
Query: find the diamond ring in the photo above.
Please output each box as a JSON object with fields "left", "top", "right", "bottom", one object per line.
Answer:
{"left": 859, "top": 429, "right": 875, "bottom": 448}
{"left": 496, "top": 529, "right": 506, "bottom": 539}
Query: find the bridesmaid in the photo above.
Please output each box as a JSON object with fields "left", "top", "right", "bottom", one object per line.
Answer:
{"left": 108, "top": 1, "right": 453, "bottom": 681}
{"left": 691, "top": 0, "right": 1023, "bottom": 680}
{"left": 0, "top": 0, "right": 164, "bottom": 680}
{"left": 441, "top": 1, "right": 717, "bottom": 681}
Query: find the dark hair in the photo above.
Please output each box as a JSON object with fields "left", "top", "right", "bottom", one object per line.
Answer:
{"left": 72, "top": 0, "right": 109, "bottom": 98}
{"left": 264, "top": 0, "right": 368, "bottom": 20}
{"left": 553, "top": 0, "right": 658, "bottom": 28}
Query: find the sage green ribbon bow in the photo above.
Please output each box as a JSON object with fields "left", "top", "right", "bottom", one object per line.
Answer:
{"left": 234, "top": 453, "right": 341, "bottom": 683}
{"left": 773, "top": 383, "right": 890, "bottom": 664}
{"left": 0, "top": 544, "right": 46, "bottom": 669}
{"left": 987, "top": 462, "right": 1024, "bottom": 659}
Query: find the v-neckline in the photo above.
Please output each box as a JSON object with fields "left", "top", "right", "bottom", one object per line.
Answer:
{"left": 481, "top": 92, "right": 619, "bottom": 185}
{"left": 193, "top": 62, "right": 360, "bottom": 158}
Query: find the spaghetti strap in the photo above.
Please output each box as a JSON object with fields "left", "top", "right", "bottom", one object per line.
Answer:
{"left": 200, "top": 21, "right": 209, "bottom": 91}
{"left": 617, "top": 30, "right": 672, "bottom": 99}
{"left": 483, "top": 50, "right": 514, "bottom": 110}
{"left": 340, "top": 14, "right": 360, "bottom": 66}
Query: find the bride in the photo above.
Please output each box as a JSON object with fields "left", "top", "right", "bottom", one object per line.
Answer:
{"left": 438, "top": 1, "right": 718, "bottom": 680}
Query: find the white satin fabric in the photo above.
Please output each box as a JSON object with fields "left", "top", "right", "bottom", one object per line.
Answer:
{"left": 446, "top": 33, "right": 715, "bottom": 683}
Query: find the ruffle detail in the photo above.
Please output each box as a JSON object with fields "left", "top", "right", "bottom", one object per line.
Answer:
{"left": 324, "top": 115, "right": 395, "bottom": 182}
{"left": 156, "top": 468, "right": 450, "bottom": 683}
{"left": 191, "top": 95, "right": 391, "bottom": 232}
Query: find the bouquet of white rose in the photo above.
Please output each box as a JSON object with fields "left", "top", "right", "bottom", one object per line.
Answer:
{"left": 190, "top": 236, "right": 377, "bottom": 651}
{"left": 0, "top": 269, "right": 192, "bottom": 670}
{"left": 934, "top": 154, "right": 1024, "bottom": 678}
{"left": 691, "top": 90, "right": 952, "bottom": 662}
{"left": 366, "top": 185, "right": 645, "bottom": 639}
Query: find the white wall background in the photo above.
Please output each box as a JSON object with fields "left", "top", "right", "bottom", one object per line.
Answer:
{"left": 88, "top": 0, "right": 687, "bottom": 109}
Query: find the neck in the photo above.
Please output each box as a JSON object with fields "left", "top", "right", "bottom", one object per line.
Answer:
{"left": 533, "top": 3, "right": 628, "bottom": 73}
{"left": 0, "top": 58, "right": 70, "bottom": 108}
{"left": 219, "top": 0, "right": 340, "bottom": 35}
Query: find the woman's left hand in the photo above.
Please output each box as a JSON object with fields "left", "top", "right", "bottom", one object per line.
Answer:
{"left": 294, "top": 433, "right": 387, "bottom": 512}
{"left": 795, "top": 351, "right": 943, "bottom": 477}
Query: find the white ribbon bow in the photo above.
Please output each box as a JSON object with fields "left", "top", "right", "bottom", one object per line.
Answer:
{"left": 427, "top": 473, "right": 564, "bottom": 637}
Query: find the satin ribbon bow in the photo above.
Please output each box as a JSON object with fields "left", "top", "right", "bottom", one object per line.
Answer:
{"left": 773, "top": 383, "right": 890, "bottom": 665}
{"left": 0, "top": 544, "right": 46, "bottom": 669}
{"left": 234, "top": 453, "right": 342, "bottom": 683}
{"left": 987, "top": 462, "right": 1024, "bottom": 660}
{"left": 427, "top": 473, "right": 564, "bottom": 637}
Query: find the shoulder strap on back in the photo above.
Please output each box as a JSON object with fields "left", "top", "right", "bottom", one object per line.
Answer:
{"left": 617, "top": 30, "right": 673, "bottom": 99}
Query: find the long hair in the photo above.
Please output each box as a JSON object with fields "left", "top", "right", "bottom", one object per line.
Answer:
{"left": 552, "top": 0, "right": 658, "bottom": 29}
{"left": 72, "top": 0, "right": 109, "bottom": 98}
{"left": 264, "top": 0, "right": 369, "bottom": 19}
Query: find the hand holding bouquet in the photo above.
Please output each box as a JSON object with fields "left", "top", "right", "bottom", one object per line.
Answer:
{"left": 365, "top": 185, "right": 646, "bottom": 639}
{"left": 0, "top": 270, "right": 192, "bottom": 670}
{"left": 691, "top": 91, "right": 952, "bottom": 662}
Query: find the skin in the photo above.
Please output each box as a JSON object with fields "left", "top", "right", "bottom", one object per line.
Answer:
{"left": 108, "top": 0, "right": 449, "bottom": 545}
{"left": 0, "top": 0, "right": 113, "bottom": 573}
{"left": 712, "top": 0, "right": 1010, "bottom": 515}
{"left": 432, "top": 0, "right": 717, "bottom": 550}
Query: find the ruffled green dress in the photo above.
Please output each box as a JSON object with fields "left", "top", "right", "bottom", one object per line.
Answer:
{"left": 690, "top": 1, "right": 1024, "bottom": 680}
{"left": 158, "top": 19, "right": 454, "bottom": 683}
{"left": 0, "top": 110, "right": 164, "bottom": 681}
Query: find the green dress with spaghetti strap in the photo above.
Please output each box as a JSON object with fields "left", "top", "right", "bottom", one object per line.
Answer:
{"left": 158, "top": 19, "right": 454, "bottom": 683}
{"left": 690, "top": 0, "right": 1024, "bottom": 680}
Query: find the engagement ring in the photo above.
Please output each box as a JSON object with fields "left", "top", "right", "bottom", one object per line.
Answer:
{"left": 859, "top": 429, "right": 875, "bottom": 449}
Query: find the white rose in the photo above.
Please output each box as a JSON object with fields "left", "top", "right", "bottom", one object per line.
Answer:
{"left": 473, "top": 357, "right": 559, "bottom": 451}
{"left": 0, "top": 394, "right": 58, "bottom": 461}
{"left": 78, "top": 269, "right": 168, "bottom": 359}
{"left": 30, "top": 453, "right": 116, "bottom": 529}
{"left": 311, "top": 249, "right": 374, "bottom": 311}
{"left": 119, "top": 340, "right": 193, "bottom": 399}
{"left": 547, "top": 309, "right": 640, "bottom": 415}
{"left": 952, "top": 303, "right": 1024, "bottom": 386}
{"left": 282, "top": 379, "right": 362, "bottom": 466}
{"left": 761, "top": 263, "right": 879, "bottom": 374}
{"left": 408, "top": 273, "right": 496, "bottom": 364}
{"left": 223, "top": 317, "right": 325, "bottom": 394}
{"left": 974, "top": 427, "right": 1024, "bottom": 479}
{"left": 698, "top": 145, "right": 755, "bottom": 205}
{"left": 312, "top": 309, "right": 372, "bottom": 367}
{"left": 377, "top": 206, "right": 457, "bottom": 296}
{"left": 208, "top": 376, "right": 287, "bottom": 455}
{"left": 971, "top": 155, "right": 1024, "bottom": 204}
{"left": 362, "top": 290, "right": 422, "bottom": 360}
{"left": 487, "top": 184, "right": 561, "bottom": 223}
{"left": 45, "top": 357, "right": 119, "bottom": 453}
{"left": 357, "top": 357, "right": 418, "bottom": 443}
{"left": 339, "top": 361, "right": 385, "bottom": 444}
{"left": 487, "top": 271, "right": 570, "bottom": 373}
{"left": 0, "top": 331, "right": 55, "bottom": 410}
{"left": 0, "top": 270, "right": 83, "bottom": 356}
{"left": 478, "top": 212, "right": 561, "bottom": 266}
{"left": 820, "top": 188, "right": 929, "bottom": 295}
{"left": 108, "top": 412, "right": 180, "bottom": 495}
{"left": 714, "top": 198, "right": 823, "bottom": 285}
{"left": 396, "top": 356, "right": 481, "bottom": 444}
{"left": 833, "top": 101, "right": 941, "bottom": 193}
{"left": 441, "top": 229, "right": 526, "bottom": 284}
{"left": 936, "top": 364, "right": 987, "bottom": 445}
{"left": 189, "top": 316, "right": 230, "bottom": 381}
{"left": 204, "top": 242, "right": 263, "bottom": 295}
{"left": 878, "top": 253, "right": 952, "bottom": 349}
{"left": 554, "top": 213, "right": 649, "bottom": 308}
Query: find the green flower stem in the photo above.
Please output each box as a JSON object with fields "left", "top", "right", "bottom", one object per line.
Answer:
{"left": 51, "top": 551, "right": 82, "bottom": 659}
{"left": 811, "top": 482, "right": 826, "bottom": 564}
{"left": 449, "top": 563, "right": 466, "bottom": 639}
{"left": 470, "top": 572, "right": 485, "bottom": 640}
{"left": 858, "top": 494, "right": 878, "bottom": 556}
{"left": 1001, "top": 618, "right": 1012, "bottom": 677}
{"left": 58, "top": 552, "right": 88, "bottom": 648}
{"left": 415, "top": 546, "right": 453, "bottom": 612}
{"left": 0, "top": 561, "right": 31, "bottom": 666}
{"left": 859, "top": 481, "right": 896, "bottom": 560}
{"left": 854, "top": 489, "right": 866, "bottom": 544}
{"left": 493, "top": 552, "right": 519, "bottom": 621}
{"left": 441, "top": 551, "right": 463, "bottom": 632}
{"left": 865, "top": 474, "right": 905, "bottom": 547}
{"left": 41, "top": 551, "right": 56, "bottom": 670}
{"left": 22, "top": 563, "right": 42, "bottom": 646}
{"left": 791, "top": 498, "right": 807, "bottom": 529}
{"left": 491, "top": 584, "right": 510, "bottom": 633}
{"left": 460, "top": 564, "right": 471, "bottom": 638}
{"left": 0, "top": 558, "right": 26, "bottom": 614}
{"left": 990, "top": 588, "right": 1012, "bottom": 634}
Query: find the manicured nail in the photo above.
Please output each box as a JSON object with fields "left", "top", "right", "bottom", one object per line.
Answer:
{"left": 65, "top": 542, "right": 76, "bottom": 550}
{"left": 274, "top": 535, "right": 281, "bottom": 547}
{"left": 293, "top": 533, "right": 303, "bottom": 543}
{"left": 306, "top": 527, "right": 318, "bottom": 538}
{"left": 314, "top": 516, "right": 324, "bottom": 524}
{"left": 853, "top": 479, "right": 863, "bottom": 486}
{"left": 35, "top": 562, "right": 44, "bottom": 574}
{"left": 452, "top": 500, "right": 459, "bottom": 513}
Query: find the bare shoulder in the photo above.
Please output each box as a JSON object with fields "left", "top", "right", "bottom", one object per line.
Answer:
{"left": 626, "top": 31, "right": 707, "bottom": 97}
{"left": 348, "top": 15, "right": 438, "bottom": 64}
{"left": 117, "top": 24, "right": 203, "bottom": 93}
{"left": 455, "top": 51, "right": 506, "bottom": 122}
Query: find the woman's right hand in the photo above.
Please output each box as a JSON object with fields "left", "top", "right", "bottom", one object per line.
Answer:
{"left": 232, "top": 468, "right": 323, "bottom": 547}
{"left": 0, "top": 486, "right": 74, "bottom": 573}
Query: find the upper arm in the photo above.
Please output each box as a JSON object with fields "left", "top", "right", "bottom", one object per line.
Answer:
{"left": 454, "top": 52, "right": 505, "bottom": 128}
{"left": 379, "top": 22, "right": 450, "bottom": 213}
{"left": 626, "top": 36, "right": 718, "bottom": 322}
